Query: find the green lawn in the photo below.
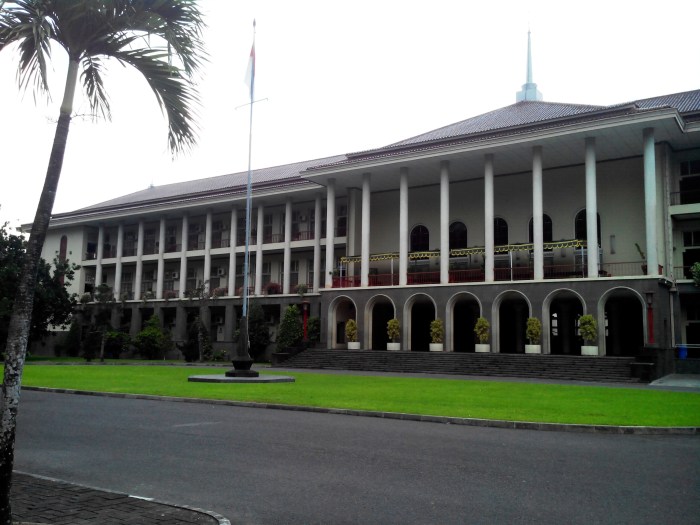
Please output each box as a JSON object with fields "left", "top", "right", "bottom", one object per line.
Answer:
{"left": 18, "top": 364, "right": 700, "bottom": 427}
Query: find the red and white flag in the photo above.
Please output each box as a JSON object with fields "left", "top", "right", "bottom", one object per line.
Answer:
{"left": 244, "top": 43, "right": 255, "bottom": 100}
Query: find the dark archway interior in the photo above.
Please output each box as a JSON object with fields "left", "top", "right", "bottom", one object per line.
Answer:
{"left": 372, "top": 302, "right": 394, "bottom": 350}
{"left": 549, "top": 297, "right": 583, "bottom": 355}
{"left": 453, "top": 300, "right": 479, "bottom": 352}
{"left": 411, "top": 301, "right": 434, "bottom": 352}
{"left": 605, "top": 296, "right": 644, "bottom": 356}
{"left": 499, "top": 297, "right": 528, "bottom": 353}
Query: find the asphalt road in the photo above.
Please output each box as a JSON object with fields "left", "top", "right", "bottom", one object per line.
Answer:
{"left": 14, "top": 391, "right": 700, "bottom": 524}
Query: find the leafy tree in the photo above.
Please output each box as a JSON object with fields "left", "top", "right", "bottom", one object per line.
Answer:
{"left": 0, "top": 221, "right": 77, "bottom": 354}
{"left": 180, "top": 317, "right": 212, "bottom": 362}
{"left": 277, "top": 305, "right": 303, "bottom": 352}
{"left": 0, "top": 2, "right": 205, "bottom": 516}
{"left": 62, "top": 319, "right": 82, "bottom": 358}
{"left": 133, "top": 316, "right": 172, "bottom": 360}
{"left": 247, "top": 303, "right": 270, "bottom": 361}
{"left": 103, "top": 330, "right": 130, "bottom": 359}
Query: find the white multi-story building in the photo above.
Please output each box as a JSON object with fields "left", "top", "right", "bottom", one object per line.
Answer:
{"left": 39, "top": 73, "right": 700, "bottom": 358}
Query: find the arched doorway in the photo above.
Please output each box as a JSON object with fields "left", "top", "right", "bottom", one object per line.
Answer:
{"left": 450, "top": 293, "right": 480, "bottom": 352}
{"left": 328, "top": 296, "right": 356, "bottom": 349}
{"left": 547, "top": 291, "right": 585, "bottom": 355}
{"left": 496, "top": 291, "right": 529, "bottom": 353}
{"left": 369, "top": 295, "right": 395, "bottom": 350}
{"left": 603, "top": 290, "right": 644, "bottom": 356}
{"left": 407, "top": 294, "right": 435, "bottom": 352}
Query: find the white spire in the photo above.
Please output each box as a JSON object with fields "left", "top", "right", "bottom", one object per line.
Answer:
{"left": 516, "top": 30, "right": 543, "bottom": 102}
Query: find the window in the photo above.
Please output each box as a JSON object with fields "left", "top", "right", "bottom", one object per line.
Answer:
{"left": 494, "top": 218, "right": 508, "bottom": 246}
{"left": 410, "top": 225, "right": 430, "bottom": 252}
{"left": 680, "top": 160, "right": 700, "bottom": 204}
{"left": 683, "top": 231, "right": 700, "bottom": 247}
{"left": 336, "top": 205, "right": 347, "bottom": 237}
{"left": 528, "top": 214, "right": 553, "bottom": 244}
{"left": 449, "top": 222, "right": 468, "bottom": 250}
{"left": 574, "top": 210, "right": 601, "bottom": 246}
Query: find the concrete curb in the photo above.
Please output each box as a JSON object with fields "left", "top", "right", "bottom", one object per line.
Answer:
{"left": 23, "top": 386, "right": 699, "bottom": 435}
{"left": 14, "top": 470, "right": 231, "bottom": 525}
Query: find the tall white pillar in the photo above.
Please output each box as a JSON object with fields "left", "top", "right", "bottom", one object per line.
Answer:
{"left": 203, "top": 211, "right": 212, "bottom": 294}
{"left": 324, "top": 179, "right": 336, "bottom": 288}
{"left": 585, "top": 137, "right": 599, "bottom": 277}
{"left": 228, "top": 207, "right": 237, "bottom": 296}
{"left": 313, "top": 194, "right": 322, "bottom": 292}
{"left": 361, "top": 173, "right": 371, "bottom": 288}
{"left": 532, "top": 146, "right": 544, "bottom": 280}
{"left": 643, "top": 128, "right": 658, "bottom": 275}
{"left": 283, "top": 199, "right": 292, "bottom": 294}
{"left": 484, "top": 155, "right": 495, "bottom": 282}
{"left": 96, "top": 224, "right": 104, "bottom": 287}
{"left": 178, "top": 215, "right": 188, "bottom": 298}
{"left": 255, "top": 204, "right": 264, "bottom": 295}
{"left": 399, "top": 168, "right": 409, "bottom": 286}
{"left": 156, "top": 216, "right": 166, "bottom": 298}
{"left": 347, "top": 189, "right": 357, "bottom": 279}
{"left": 440, "top": 161, "right": 450, "bottom": 284}
{"left": 114, "top": 223, "right": 124, "bottom": 298}
{"left": 135, "top": 220, "right": 144, "bottom": 300}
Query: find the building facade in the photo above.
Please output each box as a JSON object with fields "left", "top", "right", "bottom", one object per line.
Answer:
{"left": 39, "top": 86, "right": 700, "bottom": 358}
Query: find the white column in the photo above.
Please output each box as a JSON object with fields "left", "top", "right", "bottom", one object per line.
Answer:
{"left": 324, "top": 179, "right": 336, "bottom": 288}
{"left": 228, "top": 207, "right": 237, "bottom": 296}
{"left": 643, "top": 128, "right": 658, "bottom": 275}
{"left": 532, "top": 146, "right": 544, "bottom": 280}
{"left": 255, "top": 204, "right": 264, "bottom": 295}
{"left": 156, "top": 216, "right": 166, "bottom": 299}
{"left": 203, "top": 211, "right": 212, "bottom": 294}
{"left": 361, "top": 173, "right": 371, "bottom": 287}
{"left": 585, "top": 137, "right": 599, "bottom": 277}
{"left": 96, "top": 224, "right": 104, "bottom": 286}
{"left": 313, "top": 193, "right": 322, "bottom": 292}
{"left": 283, "top": 199, "right": 292, "bottom": 294}
{"left": 440, "top": 161, "right": 450, "bottom": 284}
{"left": 484, "top": 155, "right": 494, "bottom": 282}
{"left": 178, "top": 215, "right": 188, "bottom": 298}
{"left": 135, "top": 220, "right": 144, "bottom": 300}
{"left": 399, "top": 168, "right": 409, "bottom": 286}
{"left": 347, "top": 189, "right": 357, "bottom": 279}
{"left": 114, "top": 223, "right": 124, "bottom": 298}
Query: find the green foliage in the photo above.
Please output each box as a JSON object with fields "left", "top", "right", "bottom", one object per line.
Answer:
{"left": 247, "top": 303, "right": 270, "bottom": 361}
{"left": 277, "top": 305, "right": 303, "bottom": 351}
{"left": 307, "top": 316, "right": 321, "bottom": 344}
{"left": 63, "top": 320, "right": 82, "bottom": 358}
{"left": 474, "top": 317, "right": 490, "bottom": 344}
{"left": 691, "top": 262, "right": 700, "bottom": 287}
{"left": 344, "top": 319, "right": 358, "bottom": 343}
{"left": 430, "top": 318, "right": 444, "bottom": 344}
{"left": 133, "top": 316, "right": 172, "bottom": 360}
{"left": 526, "top": 317, "right": 542, "bottom": 345}
{"left": 387, "top": 318, "right": 400, "bottom": 342}
{"left": 103, "top": 330, "right": 130, "bottom": 359}
{"left": 0, "top": 222, "right": 78, "bottom": 352}
{"left": 578, "top": 315, "right": 598, "bottom": 345}
{"left": 180, "top": 317, "right": 212, "bottom": 362}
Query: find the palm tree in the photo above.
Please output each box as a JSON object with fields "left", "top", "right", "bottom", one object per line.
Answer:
{"left": 0, "top": 1, "right": 205, "bottom": 521}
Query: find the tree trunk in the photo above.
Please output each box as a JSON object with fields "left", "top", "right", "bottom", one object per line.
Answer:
{"left": 0, "top": 59, "right": 78, "bottom": 525}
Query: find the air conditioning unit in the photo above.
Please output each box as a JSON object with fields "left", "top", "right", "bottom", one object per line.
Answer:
{"left": 171, "top": 271, "right": 179, "bottom": 280}
{"left": 217, "top": 267, "right": 226, "bottom": 276}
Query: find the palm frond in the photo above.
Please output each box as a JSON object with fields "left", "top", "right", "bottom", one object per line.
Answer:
{"left": 80, "top": 54, "right": 110, "bottom": 120}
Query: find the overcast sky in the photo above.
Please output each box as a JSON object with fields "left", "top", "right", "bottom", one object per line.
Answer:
{"left": 1, "top": 0, "right": 699, "bottom": 228}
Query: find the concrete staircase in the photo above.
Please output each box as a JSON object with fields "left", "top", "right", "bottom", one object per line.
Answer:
{"left": 277, "top": 349, "right": 639, "bottom": 383}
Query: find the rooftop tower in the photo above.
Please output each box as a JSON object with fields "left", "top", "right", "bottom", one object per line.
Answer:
{"left": 516, "top": 30, "right": 543, "bottom": 102}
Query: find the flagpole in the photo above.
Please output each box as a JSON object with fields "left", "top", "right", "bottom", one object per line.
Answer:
{"left": 229, "top": 19, "right": 258, "bottom": 378}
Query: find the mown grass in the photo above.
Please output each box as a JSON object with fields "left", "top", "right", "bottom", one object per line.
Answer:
{"left": 18, "top": 364, "right": 700, "bottom": 427}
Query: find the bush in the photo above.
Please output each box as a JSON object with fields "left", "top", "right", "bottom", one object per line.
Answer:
{"left": 430, "top": 318, "right": 444, "bottom": 344}
{"left": 64, "top": 320, "right": 82, "bottom": 357}
{"left": 474, "top": 317, "right": 490, "bottom": 344}
{"left": 104, "top": 330, "right": 130, "bottom": 359}
{"left": 248, "top": 303, "right": 271, "bottom": 361}
{"left": 344, "top": 319, "right": 357, "bottom": 343}
{"left": 307, "top": 316, "right": 321, "bottom": 344}
{"left": 526, "top": 317, "right": 542, "bottom": 345}
{"left": 578, "top": 314, "right": 598, "bottom": 345}
{"left": 277, "top": 305, "right": 302, "bottom": 351}
{"left": 82, "top": 329, "right": 101, "bottom": 361}
{"left": 133, "top": 316, "right": 172, "bottom": 360}
{"left": 387, "top": 318, "right": 400, "bottom": 342}
{"left": 180, "top": 318, "right": 212, "bottom": 362}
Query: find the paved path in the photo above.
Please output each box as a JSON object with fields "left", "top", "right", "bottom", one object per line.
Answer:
{"left": 14, "top": 389, "right": 700, "bottom": 524}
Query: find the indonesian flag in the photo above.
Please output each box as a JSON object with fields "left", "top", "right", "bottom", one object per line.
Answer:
{"left": 244, "top": 43, "right": 255, "bottom": 100}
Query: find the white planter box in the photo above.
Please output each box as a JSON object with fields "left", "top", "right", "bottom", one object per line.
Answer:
{"left": 347, "top": 342, "right": 361, "bottom": 350}
{"left": 581, "top": 345, "right": 599, "bottom": 356}
{"left": 429, "top": 343, "right": 443, "bottom": 352}
{"left": 387, "top": 342, "right": 401, "bottom": 351}
{"left": 475, "top": 344, "right": 491, "bottom": 353}
{"left": 525, "top": 344, "right": 541, "bottom": 354}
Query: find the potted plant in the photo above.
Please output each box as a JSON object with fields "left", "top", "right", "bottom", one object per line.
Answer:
{"left": 264, "top": 281, "right": 281, "bottom": 295}
{"left": 429, "top": 318, "right": 444, "bottom": 352}
{"left": 345, "top": 318, "right": 360, "bottom": 349}
{"left": 474, "top": 317, "right": 490, "bottom": 353}
{"left": 386, "top": 318, "right": 401, "bottom": 351}
{"left": 578, "top": 314, "right": 598, "bottom": 356}
{"left": 525, "top": 317, "right": 542, "bottom": 354}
